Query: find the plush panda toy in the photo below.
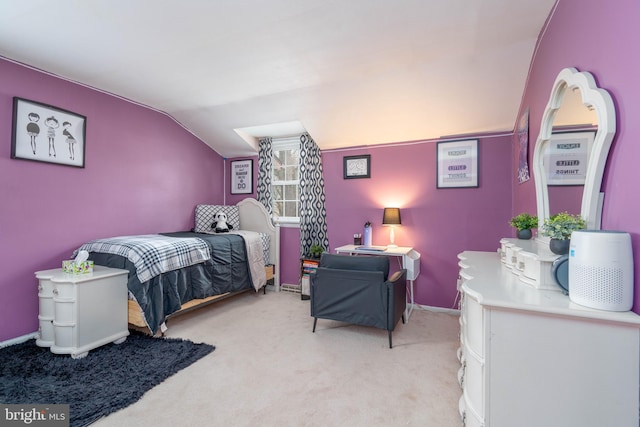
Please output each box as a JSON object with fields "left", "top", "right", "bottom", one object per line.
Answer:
{"left": 211, "top": 211, "right": 233, "bottom": 233}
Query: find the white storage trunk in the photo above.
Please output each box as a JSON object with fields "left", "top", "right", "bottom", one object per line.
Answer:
{"left": 35, "top": 266, "right": 129, "bottom": 358}
{"left": 36, "top": 277, "right": 55, "bottom": 347}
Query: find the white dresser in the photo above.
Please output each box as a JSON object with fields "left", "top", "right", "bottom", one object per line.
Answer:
{"left": 35, "top": 266, "right": 130, "bottom": 358}
{"left": 457, "top": 250, "right": 640, "bottom": 427}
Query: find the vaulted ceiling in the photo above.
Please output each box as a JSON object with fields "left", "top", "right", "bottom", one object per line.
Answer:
{"left": 0, "top": 0, "right": 557, "bottom": 158}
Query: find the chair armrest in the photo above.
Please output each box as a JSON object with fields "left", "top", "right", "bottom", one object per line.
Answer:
{"left": 388, "top": 269, "right": 406, "bottom": 284}
{"left": 387, "top": 269, "right": 407, "bottom": 330}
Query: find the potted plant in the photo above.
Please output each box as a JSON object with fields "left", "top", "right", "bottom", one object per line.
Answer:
{"left": 309, "top": 244, "right": 324, "bottom": 259}
{"left": 509, "top": 213, "right": 538, "bottom": 240}
{"left": 541, "top": 211, "right": 586, "bottom": 254}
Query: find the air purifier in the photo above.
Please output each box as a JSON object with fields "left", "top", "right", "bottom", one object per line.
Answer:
{"left": 569, "top": 230, "right": 634, "bottom": 311}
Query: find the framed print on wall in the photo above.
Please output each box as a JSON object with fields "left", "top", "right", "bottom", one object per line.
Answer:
{"left": 545, "top": 130, "right": 595, "bottom": 186}
{"left": 517, "top": 107, "right": 530, "bottom": 184}
{"left": 343, "top": 154, "right": 371, "bottom": 179}
{"left": 230, "top": 159, "right": 253, "bottom": 194}
{"left": 436, "top": 139, "right": 479, "bottom": 188}
{"left": 11, "top": 97, "right": 87, "bottom": 168}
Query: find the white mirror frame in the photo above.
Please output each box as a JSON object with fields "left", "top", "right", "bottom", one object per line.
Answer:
{"left": 533, "top": 67, "right": 616, "bottom": 242}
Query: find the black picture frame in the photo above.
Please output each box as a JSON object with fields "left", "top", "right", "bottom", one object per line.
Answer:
{"left": 230, "top": 159, "right": 253, "bottom": 194}
{"left": 11, "top": 97, "right": 87, "bottom": 168}
{"left": 343, "top": 154, "right": 371, "bottom": 179}
{"left": 436, "top": 139, "right": 479, "bottom": 188}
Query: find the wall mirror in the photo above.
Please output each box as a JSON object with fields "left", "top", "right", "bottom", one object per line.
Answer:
{"left": 545, "top": 85, "right": 598, "bottom": 217}
{"left": 532, "top": 67, "right": 616, "bottom": 242}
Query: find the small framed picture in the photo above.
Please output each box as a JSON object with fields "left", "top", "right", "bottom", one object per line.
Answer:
{"left": 436, "top": 139, "right": 479, "bottom": 188}
{"left": 230, "top": 159, "right": 253, "bottom": 194}
{"left": 11, "top": 97, "right": 87, "bottom": 168}
{"left": 343, "top": 154, "right": 371, "bottom": 179}
{"left": 545, "top": 130, "right": 595, "bottom": 186}
{"left": 517, "top": 107, "right": 530, "bottom": 184}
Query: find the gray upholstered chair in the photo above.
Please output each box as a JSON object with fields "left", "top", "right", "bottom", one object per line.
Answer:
{"left": 310, "top": 253, "right": 407, "bottom": 348}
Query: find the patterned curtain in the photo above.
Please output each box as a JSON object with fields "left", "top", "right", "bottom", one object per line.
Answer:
{"left": 257, "top": 137, "right": 273, "bottom": 219}
{"left": 299, "top": 133, "right": 330, "bottom": 257}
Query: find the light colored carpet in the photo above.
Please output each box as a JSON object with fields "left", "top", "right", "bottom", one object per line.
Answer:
{"left": 92, "top": 290, "right": 462, "bottom": 427}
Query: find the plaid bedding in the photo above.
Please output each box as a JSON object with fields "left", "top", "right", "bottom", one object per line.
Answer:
{"left": 75, "top": 234, "right": 211, "bottom": 283}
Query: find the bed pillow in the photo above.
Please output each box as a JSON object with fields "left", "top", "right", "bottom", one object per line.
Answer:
{"left": 194, "top": 205, "right": 241, "bottom": 233}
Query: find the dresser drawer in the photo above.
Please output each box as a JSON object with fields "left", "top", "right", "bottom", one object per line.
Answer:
{"left": 464, "top": 295, "right": 484, "bottom": 357}
{"left": 463, "top": 348, "right": 485, "bottom": 419}
{"left": 459, "top": 394, "right": 484, "bottom": 427}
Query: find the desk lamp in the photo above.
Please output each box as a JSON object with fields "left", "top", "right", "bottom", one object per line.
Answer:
{"left": 382, "top": 207, "right": 401, "bottom": 248}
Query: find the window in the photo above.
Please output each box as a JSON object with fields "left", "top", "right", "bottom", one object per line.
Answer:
{"left": 271, "top": 137, "right": 300, "bottom": 223}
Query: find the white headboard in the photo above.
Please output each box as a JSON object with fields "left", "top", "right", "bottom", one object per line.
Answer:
{"left": 237, "top": 198, "right": 280, "bottom": 288}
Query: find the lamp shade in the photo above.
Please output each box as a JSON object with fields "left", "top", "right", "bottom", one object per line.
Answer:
{"left": 382, "top": 207, "right": 401, "bottom": 226}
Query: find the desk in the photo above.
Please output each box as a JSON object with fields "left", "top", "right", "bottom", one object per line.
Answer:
{"left": 334, "top": 245, "right": 420, "bottom": 321}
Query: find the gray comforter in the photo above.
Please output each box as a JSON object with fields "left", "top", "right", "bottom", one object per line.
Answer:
{"left": 85, "top": 232, "right": 253, "bottom": 334}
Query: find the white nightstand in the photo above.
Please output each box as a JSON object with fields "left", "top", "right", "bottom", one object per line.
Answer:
{"left": 35, "top": 265, "right": 130, "bottom": 358}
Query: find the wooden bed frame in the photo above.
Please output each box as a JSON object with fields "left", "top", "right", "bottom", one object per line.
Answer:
{"left": 127, "top": 198, "right": 280, "bottom": 331}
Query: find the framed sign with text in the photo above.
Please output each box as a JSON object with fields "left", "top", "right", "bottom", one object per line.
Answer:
{"left": 230, "top": 159, "right": 253, "bottom": 194}
{"left": 436, "top": 139, "right": 479, "bottom": 188}
{"left": 545, "top": 131, "right": 595, "bottom": 186}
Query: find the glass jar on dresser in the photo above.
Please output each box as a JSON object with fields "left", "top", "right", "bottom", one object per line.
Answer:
{"left": 457, "top": 250, "right": 640, "bottom": 427}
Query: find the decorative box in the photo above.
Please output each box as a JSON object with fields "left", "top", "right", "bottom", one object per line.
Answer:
{"left": 62, "top": 260, "right": 94, "bottom": 274}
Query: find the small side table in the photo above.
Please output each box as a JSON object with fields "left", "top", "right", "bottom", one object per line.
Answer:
{"left": 35, "top": 265, "right": 129, "bottom": 358}
{"left": 300, "top": 258, "right": 320, "bottom": 300}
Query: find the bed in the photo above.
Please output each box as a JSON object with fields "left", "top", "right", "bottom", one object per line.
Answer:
{"left": 73, "top": 198, "right": 280, "bottom": 335}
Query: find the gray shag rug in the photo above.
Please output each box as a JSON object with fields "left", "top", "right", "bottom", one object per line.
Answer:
{"left": 0, "top": 331, "right": 215, "bottom": 426}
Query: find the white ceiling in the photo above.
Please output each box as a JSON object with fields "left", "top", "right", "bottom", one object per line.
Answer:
{"left": 0, "top": 0, "right": 557, "bottom": 158}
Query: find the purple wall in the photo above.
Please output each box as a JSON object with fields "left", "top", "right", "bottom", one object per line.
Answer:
{"left": 227, "top": 135, "right": 513, "bottom": 308}
{"left": 233, "top": 136, "right": 514, "bottom": 306}
{"left": 514, "top": 0, "right": 640, "bottom": 312}
{"left": 279, "top": 227, "right": 302, "bottom": 286}
{"left": 0, "top": 58, "right": 224, "bottom": 341}
{"left": 321, "top": 137, "right": 513, "bottom": 308}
